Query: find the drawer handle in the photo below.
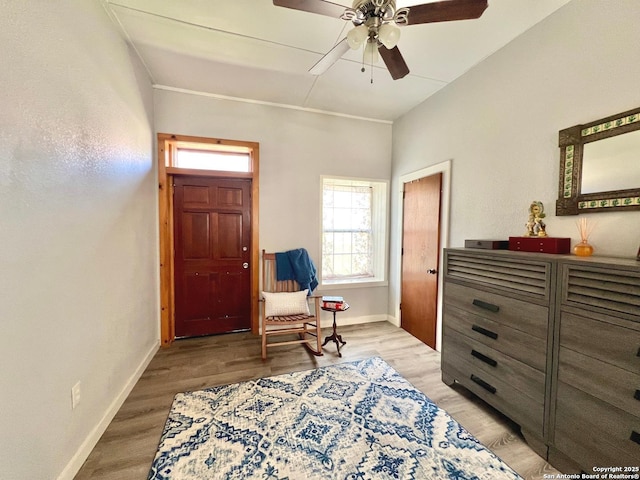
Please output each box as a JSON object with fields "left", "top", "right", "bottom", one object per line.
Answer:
{"left": 471, "top": 324, "right": 498, "bottom": 340}
{"left": 471, "top": 349, "right": 498, "bottom": 367}
{"left": 472, "top": 299, "right": 500, "bottom": 313}
{"left": 635, "top": 389, "right": 640, "bottom": 401}
{"left": 631, "top": 430, "right": 640, "bottom": 445}
{"left": 470, "top": 374, "right": 496, "bottom": 394}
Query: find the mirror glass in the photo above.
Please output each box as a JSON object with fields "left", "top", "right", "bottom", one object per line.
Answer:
{"left": 581, "top": 129, "right": 640, "bottom": 194}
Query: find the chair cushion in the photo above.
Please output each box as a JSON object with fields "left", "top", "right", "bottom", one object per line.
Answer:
{"left": 262, "top": 289, "right": 310, "bottom": 317}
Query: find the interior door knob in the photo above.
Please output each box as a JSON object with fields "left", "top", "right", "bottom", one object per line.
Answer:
{"left": 427, "top": 269, "right": 438, "bottom": 275}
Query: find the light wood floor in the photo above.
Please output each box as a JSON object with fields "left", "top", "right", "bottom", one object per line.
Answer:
{"left": 75, "top": 321, "right": 561, "bottom": 480}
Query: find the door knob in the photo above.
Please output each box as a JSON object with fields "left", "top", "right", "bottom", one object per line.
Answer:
{"left": 427, "top": 269, "right": 438, "bottom": 275}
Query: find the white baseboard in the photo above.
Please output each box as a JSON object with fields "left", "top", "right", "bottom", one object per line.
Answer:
{"left": 57, "top": 341, "right": 160, "bottom": 480}
{"left": 338, "top": 314, "right": 389, "bottom": 326}
{"left": 385, "top": 315, "right": 400, "bottom": 327}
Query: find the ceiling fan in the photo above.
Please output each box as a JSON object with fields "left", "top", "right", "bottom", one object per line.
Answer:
{"left": 273, "top": 0, "right": 489, "bottom": 80}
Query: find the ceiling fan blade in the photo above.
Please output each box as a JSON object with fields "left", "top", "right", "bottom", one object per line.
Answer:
{"left": 273, "top": 0, "right": 347, "bottom": 18}
{"left": 406, "top": 0, "right": 488, "bottom": 25}
{"left": 379, "top": 45, "right": 410, "bottom": 80}
{"left": 309, "top": 38, "right": 350, "bottom": 75}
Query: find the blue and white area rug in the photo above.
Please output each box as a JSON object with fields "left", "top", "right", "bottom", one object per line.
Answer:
{"left": 148, "top": 357, "right": 522, "bottom": 480}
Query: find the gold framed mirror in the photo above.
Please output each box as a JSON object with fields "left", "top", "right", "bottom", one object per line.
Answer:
{"left": 556, "top": 106, "right": 640, "bottom": 215}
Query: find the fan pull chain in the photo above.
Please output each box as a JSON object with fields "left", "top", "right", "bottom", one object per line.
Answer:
{"left": 361, "top": 44, "right": 375, "bottom": 84}
{"left": 370, "top": 45, "right": 375, "bottom": 84}
{"left": 371, "top": 53, "right": 375, "bottom": 84}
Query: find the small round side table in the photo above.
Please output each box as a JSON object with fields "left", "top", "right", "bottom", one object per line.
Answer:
{"left": 321, "top": 303, "right": 349, "bottom": 357}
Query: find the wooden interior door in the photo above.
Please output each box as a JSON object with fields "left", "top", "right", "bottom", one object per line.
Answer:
{"left": 173, "top": 176, "right": 251, "bottom": 337}
{"left": 400, "top": 173, "right": 442, "bottom": 349}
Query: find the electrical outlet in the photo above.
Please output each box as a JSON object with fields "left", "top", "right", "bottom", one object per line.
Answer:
{"left": 71, "top": 381, "right": 81, "bottom": 409}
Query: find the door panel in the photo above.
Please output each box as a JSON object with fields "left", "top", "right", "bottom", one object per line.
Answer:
{"left": 218, "top": 213, "right": 243, "bottom": 258}
{"left": 218, "top": 270, "right": 247, "bottom": 319}
{"left": 217, "top": 186, "right": 244, "bottom": 206}
{"left": 174, "top": 176, "right": 251, "bottom": 337}
{"left": 401, "top": 173, "right": 442, "bottom": 349}
{"left": 182, "top": 212, "right": 210, "bottom": 259}
{"left": 182, "top": 272, "right": 213, "bottom": 322}
{"left": 183, "top": 185, "right": 210, "bottom": 205}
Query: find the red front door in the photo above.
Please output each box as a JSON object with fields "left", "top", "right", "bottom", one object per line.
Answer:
{"left": 173, "top": 176, "right": 251, "bottom": 337}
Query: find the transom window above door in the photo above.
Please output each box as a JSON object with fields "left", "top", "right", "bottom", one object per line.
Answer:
{"left": 168, "top": 140, "right": 251, "bottom": 173}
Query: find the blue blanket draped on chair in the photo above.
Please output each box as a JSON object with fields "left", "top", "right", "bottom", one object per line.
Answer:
{"left": 275, "top": 248, "right": 318, "bottom": 294}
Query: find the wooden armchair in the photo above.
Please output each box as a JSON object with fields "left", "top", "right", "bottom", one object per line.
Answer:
{"left": 261, "top": 250, "right": 323, "bottom": 360}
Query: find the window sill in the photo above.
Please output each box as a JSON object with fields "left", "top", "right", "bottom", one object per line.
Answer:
{"left": 319, "top": 280, "right": 388, "bottom": 290}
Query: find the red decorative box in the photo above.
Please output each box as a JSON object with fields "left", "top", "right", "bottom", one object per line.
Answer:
{"left": 509, "top": 236, "right": 571, "bottom": 254}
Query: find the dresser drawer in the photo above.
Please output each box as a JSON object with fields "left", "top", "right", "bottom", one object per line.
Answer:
{"left": 554, "top": 382, "right": 640, "bottom": 468}
{"left": 442, "top": 354, "right": 544, "bottom": 437}
{"left": 443, "top": 331, "right": 545, "bottom": 403}
{"left": 559, "top": 311, "right": 640, "bottom": 374}
{"left": 444, "top": 303, "right": 547, "bottom": 371}
{"left": 445, "top": 282, "right": 548, "bottom": 339}
{"left": 558, "top": 347, "right": 640, "bottom": 418}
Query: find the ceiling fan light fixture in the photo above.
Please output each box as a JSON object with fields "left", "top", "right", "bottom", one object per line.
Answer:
{"left": 364, "top": 39, "right": 380, "bottom": 64}
{"left": 276, "top": 0, "right": 489, "bottom": 81}
{"left": 378, "top": 23, "right": 401, "bottom": 49}
{"left": 347, "top": 24, "right": 368, "bottom": 50}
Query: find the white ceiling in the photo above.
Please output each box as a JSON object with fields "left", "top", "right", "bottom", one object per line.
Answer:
{"left": 104, "top": 0, "right": 572, "bottom": 122}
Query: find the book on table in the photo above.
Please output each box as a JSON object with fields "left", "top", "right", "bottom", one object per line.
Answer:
{"left": 322, "top": 296, "right": 343, "bottom": 303}
{"left": 321, "top": 296, "right": 347, "bottom": 310}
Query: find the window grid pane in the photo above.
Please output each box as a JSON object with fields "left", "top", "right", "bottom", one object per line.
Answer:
{"left": 175, "top": 149, "right": 250, "bottom": 172}
{"left": 322, "top": 182, "right": 373, "bottom": 280}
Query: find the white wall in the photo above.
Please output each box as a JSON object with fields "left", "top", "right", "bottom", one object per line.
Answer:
{"left": 390, "top": 0, "right": 640, "bottom": 325}
{"left": 154, "top": 89, "right": 393, "bottom": 321}
{"left": 0, "top": 2, "right": 158, "bottom": 479}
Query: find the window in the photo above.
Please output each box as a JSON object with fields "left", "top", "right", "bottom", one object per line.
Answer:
{"left": 321, "top": 177, "right": 388, "bottom": 286}
{"left": 169, "top": 141, "right": 251, "bottom": 173}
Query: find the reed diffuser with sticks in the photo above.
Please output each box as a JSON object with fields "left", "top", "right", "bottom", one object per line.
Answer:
{"left": 574, "top": 217, "right": 594, "bottom": 257}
